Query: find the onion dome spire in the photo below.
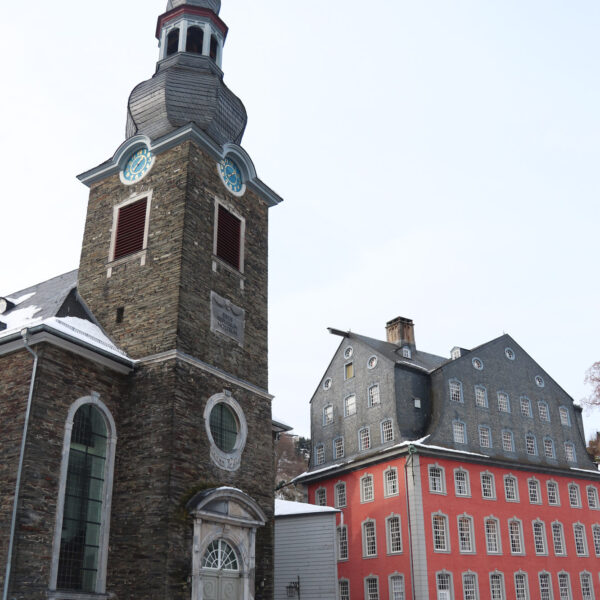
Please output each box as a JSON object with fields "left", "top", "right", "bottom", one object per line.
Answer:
{"left": 125, "top": 1, "right": 247, "bottom": 147}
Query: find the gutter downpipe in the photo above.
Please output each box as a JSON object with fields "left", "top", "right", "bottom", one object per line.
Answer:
{"left": 3, "top": 329, "right": 38, "bottom": 600}
{"left": 404, "top": 444, "right": 417, "bottom": 600}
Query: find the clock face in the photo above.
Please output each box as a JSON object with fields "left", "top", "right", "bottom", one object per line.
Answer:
{"left": 122, "top": 148, "right": 154, "bottom": 184}
{"left": 219, "top": 158, "right": 244, "bottom": 194}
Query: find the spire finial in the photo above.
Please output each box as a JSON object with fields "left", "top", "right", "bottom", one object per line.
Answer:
{"left": 166, "top": 0, "right": 221, "bottom": 14}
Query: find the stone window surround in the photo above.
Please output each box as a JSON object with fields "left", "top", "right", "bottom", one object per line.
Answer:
{"left": 475, "top": 385, "right": 488, "bottom": 408}
{"left": 339, "top": 579, "right": 351, "bottom": 600}
{"left": 358, "top": 426, "right": 371, "bottom": 452}
{"left": 565, "top": 441, "right": 577, "bottom": 463}
{"left": 514, "top": 571, "right": 530, "bottom": 600}
{"left": 385, "top": 514, "right": 403, "bottom": 554}
{"left": 501, "top": 429, "right": 515, "bottom": 453}
{"left": 528, "top": 478, "right": 542, "bottom": 504}
{"left": 504, "top": 474, "right": 520, "bottom": 503}
{"left": 462, "top": 571, "right": 479, "bottom": 600}
{"left": 573, "top": 522, "right": 589, "bottom": 556}
{"left": 431, "top": 512, "right": 450, "bottom": 553}
{"left": 568, "top": 483, "right": 582, "bottom": 508}
{"left": 551, "top": 521, "right": 566, "bottom": 556}
{"left": 579, "top": 572, "right": 595, "bottom": 600}
{"left": 532, "top": 520, "right": 548, "bottom": 556}
{"left": 315, "top": 487, "right": 327, "bottom": 506}
{"left": 48, "top": 394, "right": 117, "bottom": 600}
{"left": 204, "top": 392, "right": 248, "bottom": 472}
{"left": 449, "top": 378, "right": 464, "bottom": 403}
{"left": 337, "top": 525, "right": 349, "bottom": 561}
{"left": 380, "top": 418, "right": 394, "bottom": 444}
{"left": 335, "top": 481, "right": 347, "bottom": 508}
{"left": 333, "top": 436, "right": 345, "bottom": 460}
{"left": 484, "top": 516, "right": 502, "bottom": 554}
{"left": 107, "top": 189, "right": 153, "bottom": 275}
{"left": 508, "top": 517, "right": 525, "bottom": 555}
{"left": 389, "top": 573, "right": 405, "bottom": 600}
{"left": 546, "top": 480, "right": 561, "bottom": 506}
{"left": 323, "top": 403, "right": 334, "bottom": 426}
{"left": 365, "top": 575, "right": 380, "bottom": 600}
{"left": 383, "top": 466, "right": 399, "bottom": 497}
{"left": 454, "top": 468, "right": 471, "bottom": 497}
{"left": 479, "top": 425, "right": 492, "bottom": 449}
{"left": 481, "top": 471, "right": 496, "bottom": 500}
{"left": 360, "top": 473, "right": 374, "bottom": 503}
{"left": 557, "top": 571, "right": 572, "bottom": 600}
{"left": 538, "top": 572, "right": 553, "bottom": 600}
{"left": 520, "top": 396, "right": 533, "bottom": 418}
{"left": 490, "top": 571, "right": 507, "bottom": 600}
{"left": 453, "top": 419, "right": 467, "bottom": 445}
{"left": 428, "top": 463, "right": 446, "bottom": 495}
{"left": 314, "top": 443, "right": 325, "bottom": 466}
{"left": 559, "top": 406, "right": 572, "bottom": 427}
{"left": 457, "top": 513, "right": 476, "bottom": 554}
{"left": 538, "top": 400, "right": 551, "bottom": 422}
{"left": 362, "top": 519, "right": 378, "bottom": 558}
{"left": 436, "top": 570, "right": 454, "bottom": 599}
{"left": 497, "top": 391, "right": 511, "bottom": 413}
{"left": 543, "top": 437, "right": 556, "bottom": 460}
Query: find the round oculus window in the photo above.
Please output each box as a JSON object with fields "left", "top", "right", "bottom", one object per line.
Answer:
{"left": 204, "top": 393, "right": 248, "bottom": 472}
{"left": 472, "top": 357, "right": 484, "bottom": 370}
{"left": 505, "top": 348, "right": 515, "bottom": 361}
{"left": 344, "top": 346, "right": 354, "bottom": 359}
{"left": 368, "top": 356, "right": 378, "bottom": 369}
{"left": 323, "top": 378, "right": 332, "bottom": 391}
{"left": 535, "top": 376, "right": 545, "bottom": 388}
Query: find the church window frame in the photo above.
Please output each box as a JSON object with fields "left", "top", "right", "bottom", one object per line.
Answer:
{"left": 213, "top": 200, "right": 245, "bottom": 273}
{"left": 204, "top": 392, "right": 248, "bottom": 472}
{"left": 49, "top": 395, "right": 117, "bottom": 598}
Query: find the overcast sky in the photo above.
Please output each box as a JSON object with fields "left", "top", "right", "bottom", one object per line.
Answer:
{"left": 1, "top": 0, "right": 599, "bottom": 439}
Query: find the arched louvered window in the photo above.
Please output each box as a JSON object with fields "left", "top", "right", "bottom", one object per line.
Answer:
{"left": 167, "top": 28, "right": 180, "bottom": 56}
{"left": 55, "top": 401, "right": 115, "bottom": 593}
{"left": 186, "top": 26, "right": 204, "bottom": 53}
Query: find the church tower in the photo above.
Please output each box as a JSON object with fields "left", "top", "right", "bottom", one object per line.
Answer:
{"left": 74, "top": 1, "right": 281, "bottom": 598}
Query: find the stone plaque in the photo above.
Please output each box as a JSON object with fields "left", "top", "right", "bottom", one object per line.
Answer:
{"left": 210, "top": 292, "right": 245, "bottom": 346}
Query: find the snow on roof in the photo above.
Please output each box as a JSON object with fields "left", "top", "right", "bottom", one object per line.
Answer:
{"left": 275, "top": 499, "right": 338, "bottom": 517}
{"left": 0, "top": 271, "right": 130, "bottom": 361}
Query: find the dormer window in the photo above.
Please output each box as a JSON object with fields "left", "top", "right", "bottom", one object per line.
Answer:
{"left": 167, "top": 29, "right": 180, "bottom": 56}
{"left": 186, "top": 26, "right": 205, "bottom": 53}
{"left": 402, "top": 346, "right": 412, "bottom": 359}
{"left": 451, "top": 347, "right": 461, "bottom": 360}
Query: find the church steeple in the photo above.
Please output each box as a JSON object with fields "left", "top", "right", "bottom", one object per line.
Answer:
{"left": 125, "top": 0, "right": 247, "bottom": 146}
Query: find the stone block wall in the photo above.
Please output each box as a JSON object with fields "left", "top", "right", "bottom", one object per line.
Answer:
{"left": 2, "top": 344, "right": 128, "bottom": 600}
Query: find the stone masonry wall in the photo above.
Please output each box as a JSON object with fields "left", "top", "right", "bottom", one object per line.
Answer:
{"left": 0, "top": 350, "right": 35, "bottom": 592}
{"left": 2, "top": 344, "right": 128, "bottom": 600}
{"left": 78, "top": 143, "right": 189, "bottom": 359}
{"left": 107, "top": 357, "right": 274, "bottom": 600}
{"left": 178, "top": 143, "right": 269, "bottom": 390}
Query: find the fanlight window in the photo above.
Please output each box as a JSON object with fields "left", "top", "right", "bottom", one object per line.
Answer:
{"left": 202, "top": 540, "right": 239, "bottom": 571}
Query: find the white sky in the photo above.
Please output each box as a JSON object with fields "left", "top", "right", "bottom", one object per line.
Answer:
{"left": 1, "top": 0, "right": 599, "bottom": 439}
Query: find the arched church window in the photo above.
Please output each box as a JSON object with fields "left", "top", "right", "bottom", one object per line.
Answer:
{"left": 210, "top": 35, "right": 219, "bottom": 60}
{"left": 186, "top": 26, "right": 204, "bottom": 54}
{"left": 202, "top": 540, "right": 239, "bottom": 571}
{"left": 167, "top": 29, "right": 180, "bottom": 56}
{"left": 57, "top": 404, "right": 110, "bottom": 592}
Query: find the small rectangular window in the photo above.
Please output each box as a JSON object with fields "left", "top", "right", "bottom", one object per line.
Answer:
{"left": 387, "top": 516, "right": 402, "bottom": 553}
{"left": 497, "top": 392, "right": 510, "bottom": 413}
{"left": 344, "top": 395, "right": 356, "bottom": 417}
{"left": 113, "top": 197, "right": 148, "bottom": 260}
{"left": 363, "top": 522, "right": 377, "bottom": 557}
{"left": 216, "top": 204, "right": 242, "bottom": 270}
{"left": 368, "top": 385, "right": 381, "bottom": 407}
{"left": 454, "top": 469, "right": 470, "bottom": 497}
{"left": 337, "top": 526, "right": 348, "bottom": 560}
{"left": 339, "top": 580, "right": 350, "bottom": 600}
{"left": 345, "top": 362, "right": 354, "bottom": 380}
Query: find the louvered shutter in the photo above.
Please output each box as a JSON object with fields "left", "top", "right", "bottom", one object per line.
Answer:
{"left": 114, "top": 198, "right": 148, "bottom": 260}
{"left": 216, "top": 205, "right": 241, "bottom": 270}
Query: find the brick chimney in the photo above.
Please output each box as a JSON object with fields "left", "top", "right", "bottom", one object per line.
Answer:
{"left": 385, "top": 316, "right": 416, "bottom": 348}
